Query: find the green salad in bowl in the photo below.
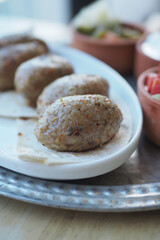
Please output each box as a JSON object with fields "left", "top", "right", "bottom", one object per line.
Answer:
{"left": 72, "top": 0, "right": 145, "bottom": 73}
{"left": 76, "top": 21, "right": 142, "bottom": 41}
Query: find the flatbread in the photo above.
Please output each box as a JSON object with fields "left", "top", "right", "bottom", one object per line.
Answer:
{"left": 0, "top": 91, "right": 37, "bottom": 118}
{"left": 17, "top": 97, "right": 132, "bottom": 165}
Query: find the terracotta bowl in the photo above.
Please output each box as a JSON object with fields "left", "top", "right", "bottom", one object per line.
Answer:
{"left": 72, "top": 23, "right": 146, "bottom": 74}
{"left": 137, "top": 66, "right": 160, "bottom": 146}
{"left": 134, "top": 36, "right": 159, "bottom": 78}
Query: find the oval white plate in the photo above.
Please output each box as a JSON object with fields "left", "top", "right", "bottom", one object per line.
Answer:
{"left": 0, "top": 44, "right": 142, "bottom": 180}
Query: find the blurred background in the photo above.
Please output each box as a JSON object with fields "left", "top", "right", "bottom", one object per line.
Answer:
{"left": 0, "top": 0, "right": 159, "bottom": 73}
{"left": 0, "top": 0, "right": 159, "bottom": 23}
{"left": 0, "top": 0, "right": 159, "bottom": 38}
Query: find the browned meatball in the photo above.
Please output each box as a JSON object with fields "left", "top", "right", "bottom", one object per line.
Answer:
{"left": 37, "top": 74, "right": 109, "bottom": 116}
{"left": 0, "top": 41, "right": 48, "bottom": 90}
{"left": 0, "top": 34, "right": 48, "bottom": 49}
{"left": 14, "top": 54, "right": 74, "bottom": 106}
{"left": 35, "top": 95, "right": 122, "bottom": 152}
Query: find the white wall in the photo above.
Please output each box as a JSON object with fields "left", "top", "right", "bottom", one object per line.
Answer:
{"left": 107, "top": 0, "right": 160, "bottom": 23}
{"left": 0, "top": 0, "right": 71, "bottom": 23}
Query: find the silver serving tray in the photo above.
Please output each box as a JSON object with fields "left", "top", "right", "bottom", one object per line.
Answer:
{"left": 0, "top": 132, "right": 160, "bottom": 212}
{"left": 0, "top": 77, "right": 160, "bottom": 212}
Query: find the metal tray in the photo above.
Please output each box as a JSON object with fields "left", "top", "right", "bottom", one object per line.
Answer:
{"left": 0, "top": 76, "right": 160, "bottom": 212}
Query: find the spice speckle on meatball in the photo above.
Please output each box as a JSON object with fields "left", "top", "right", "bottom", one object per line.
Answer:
{"left": 14, "top": 54, "right": 74, "bottom": 106}
{"left": 37, "top": 74, "right": 109, "bottom": 116}
{"left": 35, "top": 94, "right": 122, "bottom": 152}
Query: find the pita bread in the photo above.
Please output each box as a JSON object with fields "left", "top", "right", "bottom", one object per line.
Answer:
{"left": 0, "top": 91, "right": 37, "bottom": 118}
{"left": 17, "top": 97, "right": 132, "bottom": 165}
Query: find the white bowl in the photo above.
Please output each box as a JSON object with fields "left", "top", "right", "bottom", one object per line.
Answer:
{"left": 0, "top": 44, "right": 142, "bottom": 180}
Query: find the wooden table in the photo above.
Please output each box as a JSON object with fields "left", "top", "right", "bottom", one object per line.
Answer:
{"left": 0, "top": 196, "right": 160, "bottom": 239}
{"left": 0, "top": 17, "right": 160, "bottom": 240}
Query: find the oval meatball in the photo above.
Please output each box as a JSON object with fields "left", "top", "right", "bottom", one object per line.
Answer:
{"left": 14, "top": 54, "right": 74, "bottom": 106}
{"left": 37, "top": 74, "right": 109, "bottom": 116}
{"left": 0, "top": 34, "right": 48, "bottom": 49}
{"left": 35, "top": 95, "right": 122, "bottom": 152}
{"left": 0, "top": 41, "right": 48, "bottom": 90}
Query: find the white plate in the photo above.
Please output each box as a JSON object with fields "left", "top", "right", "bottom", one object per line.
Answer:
{"left": 0, "top": 44, "right": 142, "bottom": 180}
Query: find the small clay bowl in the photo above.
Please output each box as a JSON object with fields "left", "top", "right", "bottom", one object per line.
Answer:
{"left": 72, "top": 23, "right": 145, "bottom": 74}
{"left": 134, "top": 35, "right": 159, "bottom": 78}
{"left": 137, "top": 66, "right": 160, "bottom": 146}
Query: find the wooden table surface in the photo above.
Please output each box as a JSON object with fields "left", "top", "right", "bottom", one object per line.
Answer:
{"left": 0, "top": 195, "right": 160, "bottom": 240}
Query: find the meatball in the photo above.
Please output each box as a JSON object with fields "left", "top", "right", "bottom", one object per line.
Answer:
{"left": 37, "top": 74, "right": 109, "bottom": 116}
{"left": 0, "top": 34, "right": 48, "bottom": 49}
{"left": 35, "top": 95, "right": 122, "bottom": 152}
{"left": 0, "top": 41, "right": 48, "bottom": 90}
{"left": 14, "top": 54, "right": 74, "bottom": 106}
